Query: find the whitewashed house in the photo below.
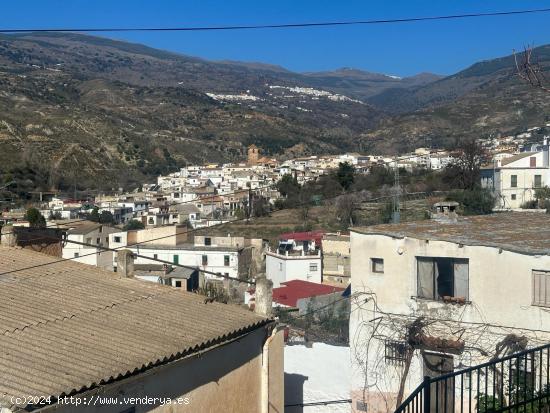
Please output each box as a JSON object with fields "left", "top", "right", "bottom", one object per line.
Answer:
{"left": 62, "top": 221, "right": 118, "bottom": 269}
{"left": 109, "top": 227, "right": 254, "bottom": 280}
{"left": 482, "top": 140, "right": 550, "bottom": 209}
{"left": 349, "top": 213, "right": 550, "bottom": 413}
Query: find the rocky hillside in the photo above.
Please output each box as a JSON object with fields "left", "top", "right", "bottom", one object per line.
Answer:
{"left": 0, "top": 33, "right": 391, "bottom": 189}
{"left": 0, "top": 32, "right": 549, "bottom": 190}
{"left": 362, "top": 45, "right": 550, "bottom": 153}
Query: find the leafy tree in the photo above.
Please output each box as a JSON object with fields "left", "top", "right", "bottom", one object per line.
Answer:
{"left": 276, "top": 174, "right": 300, "bottom": 197}
{"left": 535, "top": 186, "right": 550, "bottom": 201}
{"left": 123, "top": 220, "right": 145, "bottom": 231}
{"left": 252, "top": 196, "right": 270, "bottom": 217}
{"left": 99, "top": 210, "right": 114, "bottom": 224}
{"left": 25, "top": 207, "right": 46, "bottom": 228}
{"left": 334, "top": 162, "right": 355, "bottom": 191}
{"left": 353, "top": 165, "right": 393, "bottom": 191}
{"left": 89, "top": 207, "right": 100, "bottom": 222}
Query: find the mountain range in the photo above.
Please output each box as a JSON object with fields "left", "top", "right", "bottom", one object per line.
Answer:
{"left": 0, "top": 32, "right": 548, "bottom": 190}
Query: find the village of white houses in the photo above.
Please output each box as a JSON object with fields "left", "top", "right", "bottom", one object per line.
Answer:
{"left": 1, "top": 3, "right": 550, "bottom": 413}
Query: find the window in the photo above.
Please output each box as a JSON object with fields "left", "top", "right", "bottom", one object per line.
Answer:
{"left": 279, "top": 262, "right": 283, "bottom": 271}
{"left": 417, "top": 257, "right": 469, "bottom": 301}
{"left": 533, "top": 270, "right": 550, "bottom": 307}
{"left": 371, "top": 258, "right": 384, "bottom": 273}
{"left": 309, "top": 263, "right": 318, "bottom": 272}
{"left": 105, "top": 237, "right": 109, "bottom": 243}
{"left": 174, "top": 280, "right": 182, "bottom": 288}
{"left": 511, "top": 194, "right": 517, "bottom": 200}
{"left": 114, "top": 236, "right": 121, "bottom": 243}
{"left": 86, "top": 237, "right": 92, "bottom": 244}
{"left": 224, "top": 272, "right": 229, "bottom": 277}
{"left": 530, "top": 157, "right": 537, "bottom": 168}
{"left": 74, "top": 252, "right": 79, "bottom": 258}
{"left": 148, "top": 217, "right": 154, "bottom": 224}
{"left": 96, "top": 238, "right": 100, "bottom": 244}
{"left": 205, "top": 237, "right": 212, "bottom": 246}
{"left": 153, "top": 254, "right": 158, "bottom": 260}
{"left": 385, "top": 340, "right": 409, "bottom": 365}
{"left": 224, "top": 255, "right": 230, "bottom": 266}
{"left": 173, "top": 255, "right": 179, "bottom": 265}
{"left": 535, "top": 175, "right": 542, "bottom": 188}
{"left": 202, "top": 255, "right": 208, "bottom": 266}
{"left": 511, "top": 175, "right": 518, "bottom": 188}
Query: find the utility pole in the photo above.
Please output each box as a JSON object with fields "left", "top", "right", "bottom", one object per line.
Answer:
{"left": 392, "top": 157, "right": 401, "bottom": 224}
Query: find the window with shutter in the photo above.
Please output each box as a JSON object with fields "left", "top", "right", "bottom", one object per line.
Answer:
{"left": 417, "top": 257, "right": 469, "bottom": 301}
{"left": 533, "top": 270, "right": 550, "bottom": 307}
{"left": 417, "top": 257, "right": 435, "bottom": 299}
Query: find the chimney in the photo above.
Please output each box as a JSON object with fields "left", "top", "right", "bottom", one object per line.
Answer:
{"left": 0, "top": 225, "right": 16, "bottom": 247}
{"left": 254, "top": 275, "right": 273, "bottom": 317}
{"left": 117, "top": 249, "right": 134, "bottom": 278}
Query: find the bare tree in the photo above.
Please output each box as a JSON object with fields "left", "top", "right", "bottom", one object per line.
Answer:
{"left": 335, "top": 193, "right": 359, "bottom": 228}
{"left": 444, "top": 139, "right": 486, "bottom": 190}
{"left": 514, "top": 45, "right": 549, "bottom": 93}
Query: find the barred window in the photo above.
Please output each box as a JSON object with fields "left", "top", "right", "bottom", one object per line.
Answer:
{"left": 385, "top": 340, "right": 409, "bottom": 365}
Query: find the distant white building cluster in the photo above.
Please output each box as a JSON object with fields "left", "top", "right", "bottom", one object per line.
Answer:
{"left": 481, "top": 124, "right": 550, "bottom": 209}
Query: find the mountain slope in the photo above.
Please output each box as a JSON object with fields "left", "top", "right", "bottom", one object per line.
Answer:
{"left": 361, "top": 46, "right": 550, "bottom": 153}
{"left": 367, "top": 45, "right": 550, "bottom": 113}
{"left": 0, "top": 32, "right": 388, "bottom": 190}
{"left": 0, "top": 32, "right": 549, "bottom": 191}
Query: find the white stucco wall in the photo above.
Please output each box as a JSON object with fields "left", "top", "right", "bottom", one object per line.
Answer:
{"left": 62, "top": 226, "right": 118, "bottom": 270}
{"left": 266, "top": 252, "right": 322, "bottom": 287}
{"left": 115, "top": 247, "right": 240, "bottom": 280}
{"left": 349, "top": 231, "right": 550, "bottom": 413}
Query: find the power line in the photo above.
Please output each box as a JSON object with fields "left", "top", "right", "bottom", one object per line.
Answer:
{"left": 284, "top": 398, "right": 352, "bottom": 407}
{"left": 65, "top": 239, "right": 254, "bottom": 284}
{"left": 1, "top": 184, "right": 276, "bottom": 238}
{"left": 1, "top": 8, "right": 549, "bottom": 33}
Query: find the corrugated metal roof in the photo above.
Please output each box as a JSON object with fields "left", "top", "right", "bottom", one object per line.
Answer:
{"left": 0, "top": 247, "right": 270, "bottom": 408}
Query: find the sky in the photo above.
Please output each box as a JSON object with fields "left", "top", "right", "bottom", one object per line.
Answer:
{"left": 2, "top": 0, "right": 550, "bottom": 77}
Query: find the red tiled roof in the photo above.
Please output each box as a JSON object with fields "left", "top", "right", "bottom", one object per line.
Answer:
{"left": 272, "top": 280, "right": 345, "bottom": 307}
{"left": 279, "top": 230, "right": 325, "bottom": 244}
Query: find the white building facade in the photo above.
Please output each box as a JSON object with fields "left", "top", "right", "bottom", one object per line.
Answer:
{"left": 349, "top": 213, "right": 550, "bottom": 413}
{"left": 482, "top": 142, "right": 550, "bottom": 209}
{"left": 62, "top": 223, "right": 118, "bottom": 270}
{"left": 265, "top": 249, "right": 322, "bottom": 288}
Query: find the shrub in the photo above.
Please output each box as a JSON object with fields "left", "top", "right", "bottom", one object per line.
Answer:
{"left": 446, "top": 189, "right": 495, "bottom": 215}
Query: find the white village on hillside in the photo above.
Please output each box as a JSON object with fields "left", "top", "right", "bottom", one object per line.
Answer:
{"left": 1, "top": 5, "right": 550, "bottom": 413}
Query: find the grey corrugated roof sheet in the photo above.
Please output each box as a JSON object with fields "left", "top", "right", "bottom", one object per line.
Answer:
{"left": 0, "top": 247, "right": 270, "bottom": 409}
{"left": 351, "top": 212, "right": 550, "bottom": 256}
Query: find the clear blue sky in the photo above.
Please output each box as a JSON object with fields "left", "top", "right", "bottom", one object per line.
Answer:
{"left": 3, "top": 0, "right": 550, "bottom": 76}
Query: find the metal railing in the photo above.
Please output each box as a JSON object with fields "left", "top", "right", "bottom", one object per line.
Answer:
{"left": 395, "top": 343, "right": 550, "bottom": 413}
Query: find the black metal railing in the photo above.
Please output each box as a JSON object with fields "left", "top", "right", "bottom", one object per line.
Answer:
{"left": 395, "top": 343, "right": 550, "bottom": 413}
